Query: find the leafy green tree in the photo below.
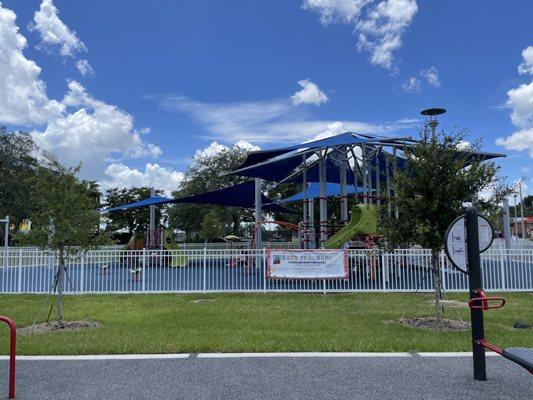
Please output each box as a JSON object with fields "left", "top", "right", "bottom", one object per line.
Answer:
{"left": 0, "top": 128, "right": 38, "bottom": 233}
{"left": 104, "top": 187, "right": 164, "bottom": 235}
{"left": 199, "top": 210, "right": 223, "bottom": 241}
{"left": 380, "top": 128, "right": 511, "bottom": 320}
{"left": 168, "top": 144, "right": 251, "bottom": 239}
{"left": 21, "top": 163, "right": 108, "bottom": 323}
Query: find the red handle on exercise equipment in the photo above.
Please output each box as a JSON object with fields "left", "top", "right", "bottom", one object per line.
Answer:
{"left": 0, "top": 316, "right": 16, "bottom": 399}
{"left": 468, "top": 289, "right": 506, "bottom": 311}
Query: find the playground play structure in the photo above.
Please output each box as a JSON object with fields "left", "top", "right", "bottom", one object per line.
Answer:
{"left": 103, "top": 109, "right": 504, "bottom": 252}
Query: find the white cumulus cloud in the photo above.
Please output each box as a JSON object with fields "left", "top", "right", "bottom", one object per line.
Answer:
{"left": 420, "top": 66, "right": 440, "bottom": 88}
{"left": 496, "top": 47, "right": 533, "bottom": 158}
{"left": 30, "top": 0, "right": 86, "bottom": 57}
{"left": 402, "top": 66, "right": 439, "bottom": 93}
{"left": 32, "top": 80, "right": 161, "bottom": 178}
{"left": 505, "top": 80, "right": 533, "bottom": 129}
{"left": 75, "top": 59, "right": 94, "bottom": 76}
{"left": 0, "top": 3, "right": 64, "bottom": 124}
{"left": 103, "top": 163, "right": 184, "bottom": 195}
{"left": 496, "top": 128, "right": 533, "bottom": 158}
{"left": 194, "top": 140, "right": 260, "bottom": 160}
{"left": 518, "top": 46, "right": 533, "bottom": 76}
{"left": 291, "top": 79, "right": 329, "bottom": 106}
{"left": 303, "top": 0, "right": 418, "bottom": 69}
{"left": 401, "top": 76, "right": 421, "bottom": 93}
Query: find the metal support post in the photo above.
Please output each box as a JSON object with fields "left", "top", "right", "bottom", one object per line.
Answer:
{"left": 466, "top": 208, "right": 486, "bottom": 381}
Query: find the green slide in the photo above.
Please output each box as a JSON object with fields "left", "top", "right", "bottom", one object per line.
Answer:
{"left": 324, "top": 204, "right": 377, "bottom": 249}
{"left": 162, "top": 230, "right": 189, "bottom": 267}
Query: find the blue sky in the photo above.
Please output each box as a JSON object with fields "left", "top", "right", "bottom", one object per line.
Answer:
{"left": 1, "top": 0, "right": 531, "bottom": 194}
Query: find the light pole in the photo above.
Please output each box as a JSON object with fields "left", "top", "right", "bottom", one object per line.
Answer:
{"left": 0, "top": 216, "right": 9, "bottom": 268}
{"left": 421, "top": 107, "right": 446, "bottom": 139}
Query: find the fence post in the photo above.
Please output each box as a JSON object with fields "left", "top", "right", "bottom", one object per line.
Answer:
{"left": 500, "top": 247, "right": 506, "bottom": 290}
{"left": 440, "top": 250, "right": 447, "bottom": 291}
{"left": 142, "top": 249, "right": 146, "bottom": 292}
{"left": 203, "top": 247, "right": 207, "bottom": 293}
{"left": 80, "top": 256, "right": 85, "bottom": 293}
{"left": 17, "top": 249, "right": 22, "bottom": 293}
{"left": 381, "top": 252, "right": 386, "bottom": 291}
{"left": 262, "top": 248, "right": 267, "bottom": 293}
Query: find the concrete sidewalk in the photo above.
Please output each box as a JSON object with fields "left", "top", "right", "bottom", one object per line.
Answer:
{"left": 2, "top": 354, "right": 531, "bottom": 400}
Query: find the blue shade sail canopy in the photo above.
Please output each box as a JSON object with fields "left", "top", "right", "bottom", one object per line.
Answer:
{"left": 101, "top": 182, "right": 292, "bottom": 214}
{"left": 232, "top": 132, "right": 407, "bottom": 182}
{"left": 101, "top": 196, "right": 172, "bottom": 213}
{"left": 284, "top": 157, "right": 357, "bottom": 184}
{"left": 276, "top": 183, "right": 369, "bottom": 204}
{"left": 232, "top": 132, "right": 504, "bottom": 183}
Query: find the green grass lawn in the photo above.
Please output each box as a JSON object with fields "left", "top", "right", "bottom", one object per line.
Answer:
{"left": 0, "top": 292, "right": 531, "bottom": 355}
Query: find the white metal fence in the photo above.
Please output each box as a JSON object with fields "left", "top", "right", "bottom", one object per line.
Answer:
{"left": 0, "top": 248, "right": 531, "bottom": 294}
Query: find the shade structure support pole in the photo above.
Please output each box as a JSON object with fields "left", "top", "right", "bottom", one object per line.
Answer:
{"left": 349, "top": 148, "right": 359, "bottom": 205}
{"left": 302, "top": 155, "right": 308, "bottom": 249}
{"left": 375, "top": 150, "right": 381, "bottom": 209}
{"left": 149, "top": 187, "right": 155, "bottom": 247}
{"left": 254, "top": 178, "right": 262, "bottom": 250}
{"left": 362, "top": 144, "right": 368, "bottom": 205}
{"left": 368, "top": 149, "right": 374, "bottom": 205}
{"left": 319, "top": 151, "right": 328, "bottom": 247}
{"left": 340, "top": 148, "right": 348, "bottom": 225}
{"left": 385, "top": 151, "right": 391, "bottom": 217}
{"left": 502, "top": 199, "right": 511, "bottom": 249}
{"left": 308, "top": 198, "right": 316, "bottom": 249}
{"left": 393, "top": 147, "right": 399, "bottom": 219}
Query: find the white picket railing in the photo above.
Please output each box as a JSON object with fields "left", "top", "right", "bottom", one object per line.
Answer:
{"left": 0, "top": 248, "right": 531, "bottom": 294}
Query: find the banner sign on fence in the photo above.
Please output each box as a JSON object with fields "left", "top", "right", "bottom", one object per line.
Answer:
{"left": 266, "top": 249, "right": 348, "bottom": 279}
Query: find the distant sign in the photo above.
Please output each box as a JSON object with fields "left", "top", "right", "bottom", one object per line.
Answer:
{"left": 266, "top": 249, "right": 348, "bottom": 279}
{"left": 444, "top": 215, "right": 494, "bottom": 273}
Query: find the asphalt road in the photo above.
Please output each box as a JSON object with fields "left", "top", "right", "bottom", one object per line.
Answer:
{"left": 2, "top": 354, "right": 532, "bottom": 400}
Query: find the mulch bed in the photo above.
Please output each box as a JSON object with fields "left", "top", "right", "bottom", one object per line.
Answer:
{"left": 19, "top": 320, "right": 100, "bottom": 335}
{"left": 388, "top": 317, "right": 470, "bottom": 331}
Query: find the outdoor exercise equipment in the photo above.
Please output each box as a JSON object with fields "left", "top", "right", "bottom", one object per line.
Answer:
{"left": 445, "top": 207, "right": 533, "bottom": 380}
{"left": 0, "top": 316, "right": 16, "bottom": 399}
{"left": 467, "top": 290, "right": 533, "bottom": 374}
{"left": 323, "top": 205, "right": 376, "bottom": 249}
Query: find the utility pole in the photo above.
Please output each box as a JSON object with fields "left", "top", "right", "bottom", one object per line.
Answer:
{"left": 513, "top": 194, "right": 518, "bottom": 239}
{"left": 518, "top": 179, "right": 526, "bottom": 240}
{"left": 502, "top": 199, "right": 511, "bottom": 249}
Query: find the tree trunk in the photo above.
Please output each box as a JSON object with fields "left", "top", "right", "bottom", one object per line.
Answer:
{"left": 57, "top": 250, "right": 65, "bottom": 324}
{"left": 432, "top": 250, "right": 443, "bottom": 321}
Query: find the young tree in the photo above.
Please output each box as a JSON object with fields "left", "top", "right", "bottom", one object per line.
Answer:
{"left": 22, "top": 163, "right": 108, "bottom": 324}
{"left": 380, "top": 128, "right": 510, "bottom": 320}
{"left": 199, "top": 210, "right": 223, "bottom": 241}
